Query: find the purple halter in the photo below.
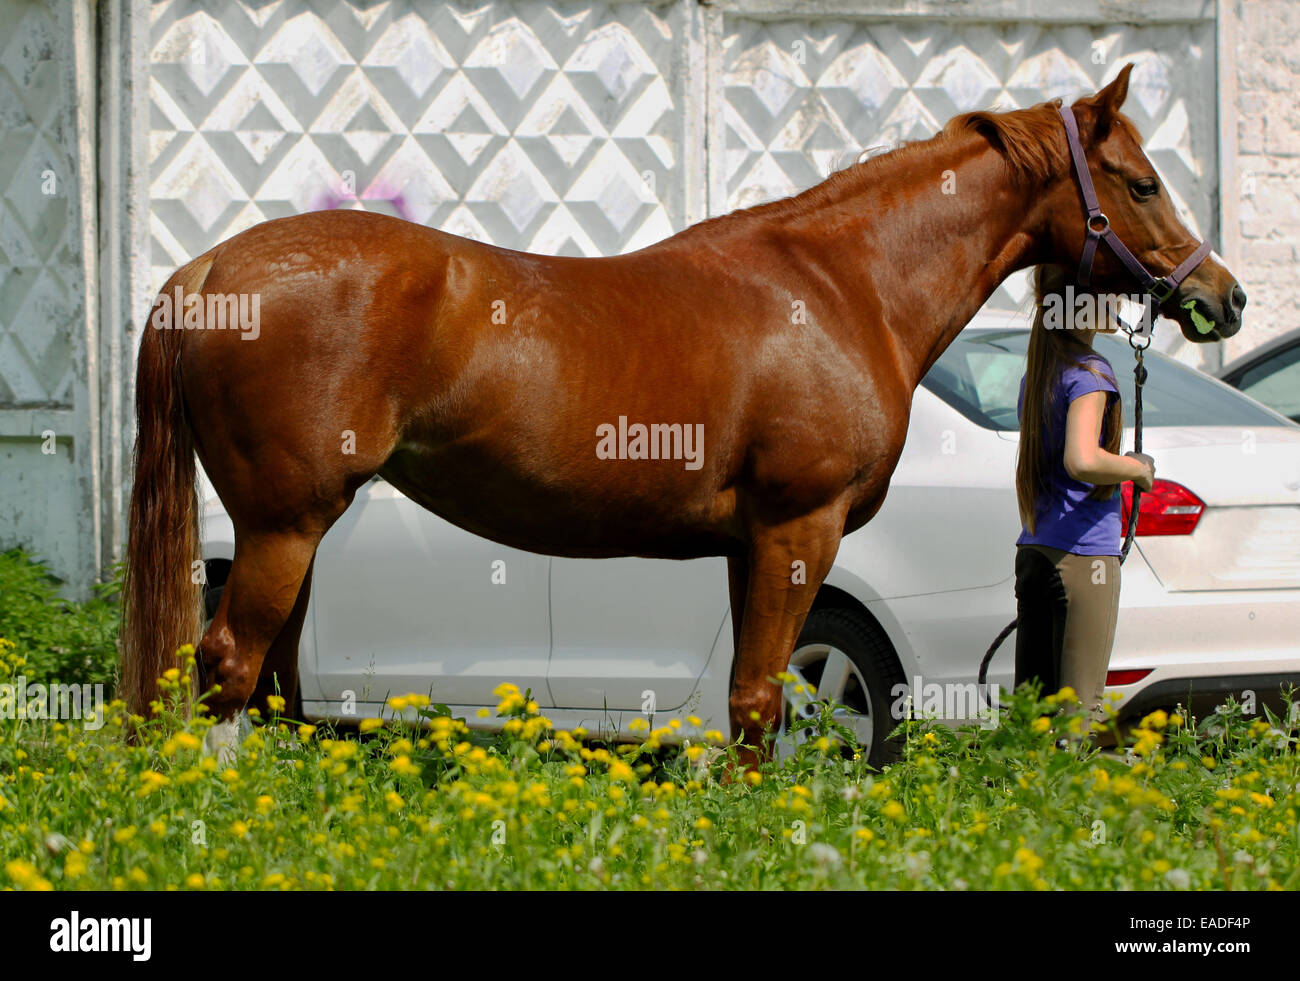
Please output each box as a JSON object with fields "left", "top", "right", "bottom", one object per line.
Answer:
{"left": 1059, "top": 103, "right": 1211, "bottom": 303}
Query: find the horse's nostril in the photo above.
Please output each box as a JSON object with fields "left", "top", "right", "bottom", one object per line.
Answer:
{"left": 1229, "top": 284, "right": 1248, "bottom": 318}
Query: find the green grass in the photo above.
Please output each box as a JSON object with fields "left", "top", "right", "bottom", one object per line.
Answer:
{"left": 0, "top": 548, "right": 1295, "bottom": 890}
{"left": 0, "top": 549, "right": 120, "bottom": 691}
{"left": 0, "top": 643, "right": 1296, "bottom": 890}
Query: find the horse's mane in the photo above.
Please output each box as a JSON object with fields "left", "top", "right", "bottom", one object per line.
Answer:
{"left": 945, "top": 98, "right": 1072, "bottom": 185}
{"left": 694, "top": 99, "right": 1072, "bottom": 231}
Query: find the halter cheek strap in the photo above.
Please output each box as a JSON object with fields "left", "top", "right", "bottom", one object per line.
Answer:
{"left": 1059, "top": 104, "right": 1211, "bottom": 302}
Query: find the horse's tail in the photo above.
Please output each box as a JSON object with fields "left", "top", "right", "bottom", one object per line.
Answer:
{"left": 120, "top": 254, "right": 214, "bottom": 719}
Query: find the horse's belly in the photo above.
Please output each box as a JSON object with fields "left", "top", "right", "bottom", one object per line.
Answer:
{"left": 377, "top": 443, "right": 740, "bottom": 560}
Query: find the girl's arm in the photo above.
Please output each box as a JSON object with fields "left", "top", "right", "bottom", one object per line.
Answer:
{"left": 1063, "top": 390, "right": 1155, "bottom": 490}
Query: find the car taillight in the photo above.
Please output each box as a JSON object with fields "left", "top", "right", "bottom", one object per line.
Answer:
{"left": 1120, "top": 479, "right": 1205, "bottom": 536}
{"left": 1106, "top": 668, "right": 1153, "bottom": 686}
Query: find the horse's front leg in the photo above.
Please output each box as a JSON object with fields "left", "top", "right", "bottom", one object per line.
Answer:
{"left": 728, "top": 501, "right": 849, "bottom": 769}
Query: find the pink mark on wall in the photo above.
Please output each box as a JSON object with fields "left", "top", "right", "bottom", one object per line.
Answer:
{"left": 311, "top": 181, "right": 412, "bottom": 222}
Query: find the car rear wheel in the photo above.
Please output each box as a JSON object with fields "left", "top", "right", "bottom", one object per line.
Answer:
{"left": 778, "top": 607, "right": 906, "bottom": 768}
{"left": 203, "top": 582, "right": 223, "bottom": 625}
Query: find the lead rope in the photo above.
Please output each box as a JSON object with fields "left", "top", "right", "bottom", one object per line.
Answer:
{"left": 977, "top": 322, "right": 1149, "bottom": 707}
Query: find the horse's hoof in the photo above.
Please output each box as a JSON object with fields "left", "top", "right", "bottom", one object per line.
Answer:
{"left": 203, "top": 711, "right": 252, "bottom": 767}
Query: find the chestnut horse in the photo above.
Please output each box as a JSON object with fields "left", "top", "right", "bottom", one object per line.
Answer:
{"left": 122, "top": 65, "right": 1243, "bottom": 763}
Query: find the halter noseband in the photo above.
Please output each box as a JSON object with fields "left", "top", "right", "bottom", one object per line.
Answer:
{"left": 1059, "top": 103, "right": 1211, "bottom": 305}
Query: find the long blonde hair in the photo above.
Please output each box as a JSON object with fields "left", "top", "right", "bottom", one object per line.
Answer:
{"left": 1016, "top": 266, "right": 1124, "bottom": 534}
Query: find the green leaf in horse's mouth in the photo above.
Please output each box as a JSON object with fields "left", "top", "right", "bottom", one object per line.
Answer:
{"left": 1182, "top": 298, "right": 1216, "bottom": 335}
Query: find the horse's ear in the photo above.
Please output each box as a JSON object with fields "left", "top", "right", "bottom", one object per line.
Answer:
{"left": 1097, "top": 63, "right": 1133, "bottom": 116}
{"left": 1080, "top": 63, "right": 1134, "bottom": 139}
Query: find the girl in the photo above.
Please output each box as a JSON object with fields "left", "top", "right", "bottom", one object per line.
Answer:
{"left": 1014, "top": 265, "right": 1155, "bottom": 723}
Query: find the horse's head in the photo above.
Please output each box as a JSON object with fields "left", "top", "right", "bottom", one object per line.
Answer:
{"left": 1046, "top": 64, "right": 1245, "bottom": 343}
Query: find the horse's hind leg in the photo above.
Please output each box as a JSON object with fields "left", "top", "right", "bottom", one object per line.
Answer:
{"left": 248, "top": 558, "right": 315, "bottom": 720}
{"left": 200, "top": 530, "right": 321, "bottom": 759}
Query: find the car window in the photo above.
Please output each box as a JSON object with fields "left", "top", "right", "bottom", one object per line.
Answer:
{"left": 1235, "top": 343, "right": 1300, "bottom": 422}
{"left": 922, "top": 329, "right": 1290, "bottom": 431}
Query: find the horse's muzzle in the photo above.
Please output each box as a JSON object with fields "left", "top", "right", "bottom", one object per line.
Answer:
{"left": 1167, "top": 280, "right": 1246, "bottom": 342}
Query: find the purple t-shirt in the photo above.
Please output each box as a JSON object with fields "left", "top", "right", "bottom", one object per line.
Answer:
{"left": 1016, "top": 354, "right": 1122, "bottom": 556}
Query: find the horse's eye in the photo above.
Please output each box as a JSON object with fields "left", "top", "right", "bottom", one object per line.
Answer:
{"left": 1131, "top": 178, "right": 1159, "bottom": 199}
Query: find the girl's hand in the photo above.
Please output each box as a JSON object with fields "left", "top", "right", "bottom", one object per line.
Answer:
{"left": 1124, "top": 451, "right": 1155, "bottom": 492}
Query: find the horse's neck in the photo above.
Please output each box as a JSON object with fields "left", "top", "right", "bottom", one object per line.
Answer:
{"left": 791, "top": 139, "right": 1042, "bottom": 390}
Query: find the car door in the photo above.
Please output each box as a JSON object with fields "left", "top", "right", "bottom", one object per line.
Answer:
{"left": 1229, "top": 342, "right": 1300, "bottom": 424}
{"left": 547, "top": 556, "right": 729, "bottom": 711}
{"left": 311, "top": 478, "right": 553, "bottom": 709}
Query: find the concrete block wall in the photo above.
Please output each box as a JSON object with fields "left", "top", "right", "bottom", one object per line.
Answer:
{"left": 1223, "top": 0, "right": 1300, "bottom": 360}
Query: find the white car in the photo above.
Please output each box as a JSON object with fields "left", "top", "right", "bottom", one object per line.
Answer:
{"left": 200, "top": 327, "right": 1300, "bottom": 765}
